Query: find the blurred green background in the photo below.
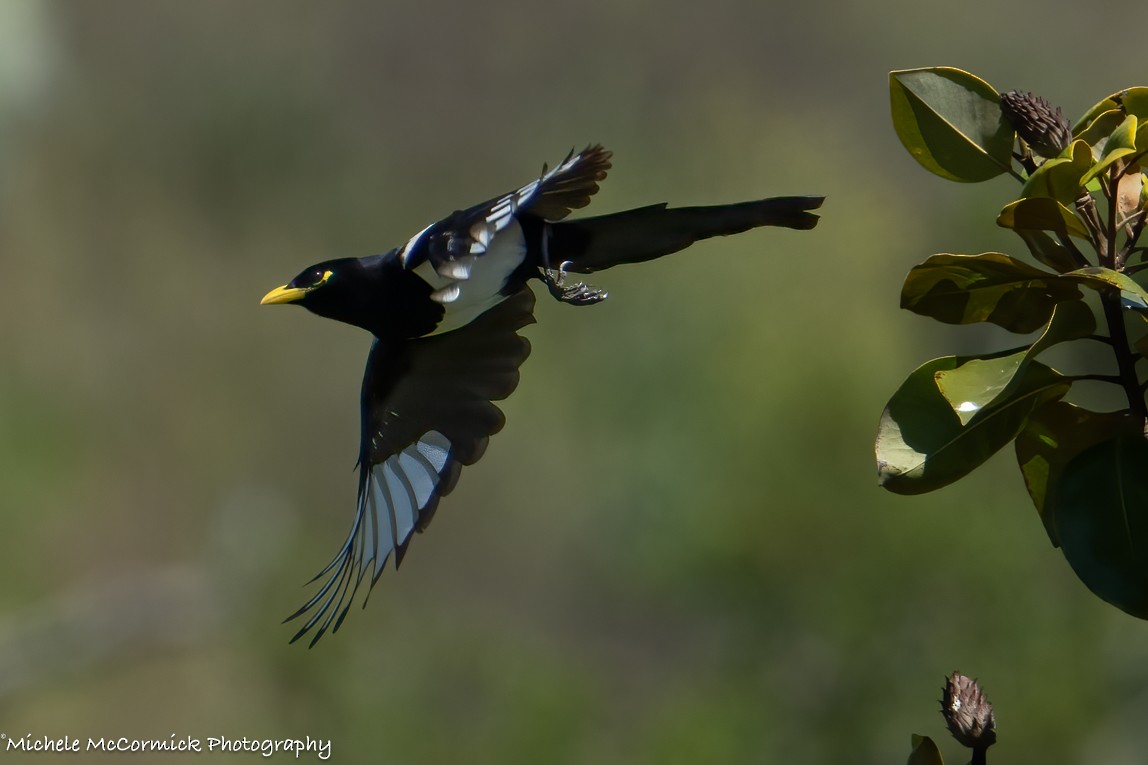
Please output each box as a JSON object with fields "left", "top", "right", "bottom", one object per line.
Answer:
{"left": 2, "top": 1, "right": 1147, "bottom": 762}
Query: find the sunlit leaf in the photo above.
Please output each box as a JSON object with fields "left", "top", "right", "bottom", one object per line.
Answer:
{"left": 1076, "top": 109, "right": 1126, "bottom": 156}
{"left": 1136, "top": 122, "right": 1148, "bottom": 159}
{"left": 1016, "top": 402, "right": 1138, "bottom": 545}
{"left": 1051, "top": 434, "right": 1148, "bottom": 618}
{"left": 933, "top": 301, "right": 1093, "bottom": 426}
{"left": 908, "top": 734, "right": 945, "bottom": 765}
{"left": 1021, "top": 140, "right": 1094, "bottom": 205}
{"left": 1081, "top": 115, "right": 1138, "bottom": 185}
{"left": 1063, "top": 266, "right": 1148, "bottom": 309}
{"left": 935, "top": 352, "right": 1026, "bottom": 426}
{"left": 1118, "top": 87, "right": 1148, "bottom": 119}
{"left": 900, "top": 252, "right": 1080, "bottom": 333}
{"left": 1074, "top": 88, "right": 1148, "bottom": 133}
{"left": 1014, "top": 229, "right": 1080, "bottom": 274}
{"left": 877, "top": 354, "right": 1070, "bottom": 495}
{"left": 998, "top": 197, "right": 1090, "bottom": 240}
{"left": 890, "top": 68, "right": 1014, "bottom": 182}
{"left": 1073, "top": 97, "right": 1121, "bottom": 136}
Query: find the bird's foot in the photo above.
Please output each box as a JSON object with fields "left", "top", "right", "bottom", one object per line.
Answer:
{"left": 542, "top": 260, "right": 608, "bottom": 306}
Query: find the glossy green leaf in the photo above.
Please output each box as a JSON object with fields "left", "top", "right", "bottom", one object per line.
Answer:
{"left": 1063, "top": 267, "right": 1148, "bottom": 309}
{"left": 998, "top": 197, "right": 1090, "bottom": 240}
{"left": 1119, "top": 87, "right": 1148, "bottom": 119}
{"left": 1074, "top": 95, "right": 1121, "bottom": 135}
{"left": 1081, "top": 114, "right": 1138, "bottom": 185}
{"left": 1016, "top": 402, "right": 1137, "bottom": 545}
{"left": 890, "top": 68, "right": 1014, "bottom": 182}
{"left": 935, "top": 352, "right": 1026, "bottom": 426}
{"left": 1075, "top": 87, "right": 1148, "bottom": 131}
{"left": 877, "top": 354, "right": 1070, "bottom": 495}
{"left": 1021, "top": 140, "right": 1094, "bottom": 205}
{"left": 1136, "top": 122, "right": 1148, "bottom": 157}
{"left": 908, "top": 734, "right": 945, "bottom": 765}
{"left": 900, "top": 252, "right": 1081, "bottom": 334}
{"left": 1076, "top": 109, "right": 1126, "bottom": 155}
{"left": 1014, "top": 229, "right": 1080, "bottom": 273}
{"left": 934, "top": 300, "right": 1094, "bottom": 425}
{"left": 1051, "top": 434, "right": 1148, "bottom": 618}
{"left": 1026, "top": 298, "right": 1097, "bottom": 355}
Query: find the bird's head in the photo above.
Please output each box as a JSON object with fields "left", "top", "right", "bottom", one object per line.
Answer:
{"left": 261, "top": 255, "right": 442, "bottom": 337}
{"left": 260, "top": 258, "right": 365, "bottom": 321}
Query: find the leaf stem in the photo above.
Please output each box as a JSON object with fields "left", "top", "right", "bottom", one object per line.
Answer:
{"left": 1099, "top": 288, "right": 1148, "bottom": 425}
{"left": 1076, "top": 192, "right": 1109, "bottom": 260}
{"left": 1107, "top": 165, "right": 1122, "bottom": 269}
{"left": 1095, "top": 165, "right": 1148, "bottom": 426}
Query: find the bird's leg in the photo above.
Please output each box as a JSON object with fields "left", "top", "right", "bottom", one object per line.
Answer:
{"left": 542, "top": 260, "right": 609, "bottom": 305}
{"left": 540, "top": 230, "right": 608, "bottom": 306}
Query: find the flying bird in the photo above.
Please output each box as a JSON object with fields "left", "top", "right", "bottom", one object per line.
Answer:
{"left": 262, "top": 145, "right": 822, "bottom": 645}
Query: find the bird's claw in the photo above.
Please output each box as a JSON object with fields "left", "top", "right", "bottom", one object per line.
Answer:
{"left": 543, "top": 260, "right": 608, "bottom": 306}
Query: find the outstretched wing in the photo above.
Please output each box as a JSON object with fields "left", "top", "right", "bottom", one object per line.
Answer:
{"left": 397, "top": 146, "right": 612, "bottom": 332}
{"left": 286, "top": 288, "right": 536, "bottom": 646}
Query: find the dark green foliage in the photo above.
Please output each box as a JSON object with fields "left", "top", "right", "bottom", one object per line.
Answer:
{"left": 880, "top": 68, "right": 1148, "bottom": 618}
{"left": 899, "top": 252, "right": 1081, "bottom": 333}
{"left": 889, "top": 67, "right": 1015, "bottom": 182}
{"left": 1052, "top": 434, "right": 1148, "bottom": 617}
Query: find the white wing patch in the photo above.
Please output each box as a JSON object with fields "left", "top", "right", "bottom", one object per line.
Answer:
{"left": 431, "top": 284, "right": 462, "bottom": 304}
{"left": 437, "top": 256, "right": 475, "bottom": 280}
{"left": 414, "top": 430, "right": 450, "bottom": 471}
{"left": 399, "top": 222, "right": 435, "bottom": 268}
{"left": 397, "top": 451, "right": 437, "bottom": 506}
{"left": 288, "top": 429, "right": 453, "bottom": 645}
{"left": 362, "top": 430, "right": 452, "bottom": 577}
{"left": 415, "top": 218, "right": 528, "bottom": 335}
{"left": 408, "top": 154, "right": 586, "bottom": 336}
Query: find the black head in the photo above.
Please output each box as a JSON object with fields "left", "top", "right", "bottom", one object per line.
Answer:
{"left": 261, "top": 255, "right": 442, "bottom": 337}
{"left": 261, "top": 258, "right": 369, "bottom": 322}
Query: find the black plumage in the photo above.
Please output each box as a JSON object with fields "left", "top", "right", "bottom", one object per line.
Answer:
{"left": 261, "top": 146, "right": 822, "bottom": 645}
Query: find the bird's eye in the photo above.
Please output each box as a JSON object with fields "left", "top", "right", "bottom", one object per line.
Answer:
{"left": 292, "top": 268, "right": 332, "bottom": 289}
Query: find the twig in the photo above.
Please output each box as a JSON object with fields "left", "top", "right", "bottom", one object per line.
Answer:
{"left": 1076, "top": 192, "right": 1109, "bottom": 260}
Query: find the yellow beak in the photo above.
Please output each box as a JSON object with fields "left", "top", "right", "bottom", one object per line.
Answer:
{"left": 260, "top": 284, "right": 308, "bottom": 305}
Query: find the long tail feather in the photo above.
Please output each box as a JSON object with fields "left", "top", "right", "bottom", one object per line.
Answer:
{"left": 549, "top": 195, "right": 823, "bottom": 274}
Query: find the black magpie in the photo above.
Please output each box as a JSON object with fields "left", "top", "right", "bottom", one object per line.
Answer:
{"left": 261, "top": 145, "right": 823, "bottom": 645}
